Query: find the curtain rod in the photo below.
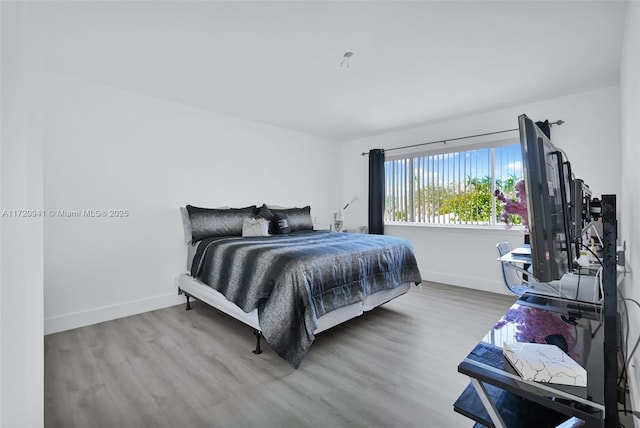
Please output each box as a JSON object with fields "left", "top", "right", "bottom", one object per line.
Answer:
{"left": 360, "top": 120, "right": 564, "bottom": 156}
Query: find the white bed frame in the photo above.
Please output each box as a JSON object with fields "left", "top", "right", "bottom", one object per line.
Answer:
{"left": 177, "top": 273, "right": 411, "bottom": 353}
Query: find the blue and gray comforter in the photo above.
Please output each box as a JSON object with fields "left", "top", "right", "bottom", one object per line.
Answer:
{"left": 191, "top": 230, "right": 422, "bottom": 367}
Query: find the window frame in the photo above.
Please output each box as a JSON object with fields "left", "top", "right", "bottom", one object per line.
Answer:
{"left": 384, "top": 137, "right": 523, "bottom": 228}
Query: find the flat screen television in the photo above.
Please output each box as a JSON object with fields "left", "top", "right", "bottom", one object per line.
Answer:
{"left": 518, "top": 114, "right": 573, "bottom": 283}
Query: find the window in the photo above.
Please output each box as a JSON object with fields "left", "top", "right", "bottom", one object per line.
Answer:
{"left": 384, "top": 140, "right": 523, "bottom": 226}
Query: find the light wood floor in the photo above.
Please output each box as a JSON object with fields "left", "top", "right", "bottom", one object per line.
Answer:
{"left": 45, "top": 282, "right": 516, "bottom": 428}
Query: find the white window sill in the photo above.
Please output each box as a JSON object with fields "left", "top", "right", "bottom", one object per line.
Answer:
{"left": 384, "top": 222, "right": 527, "bottom": 233}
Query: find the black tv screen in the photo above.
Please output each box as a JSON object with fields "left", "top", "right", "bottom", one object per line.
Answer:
{"left": 519, "top": 114, "right": 573, "bottom": 283}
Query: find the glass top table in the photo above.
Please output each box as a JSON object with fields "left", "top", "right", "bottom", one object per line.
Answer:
{"left": 455, "top": 293, "right": 605, "bottom": 428}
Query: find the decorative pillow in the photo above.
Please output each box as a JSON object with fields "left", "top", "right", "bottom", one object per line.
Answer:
{"left": 256, "top": 204, "right": 275, "bottom": 220}
{"left": 242, "top": 217, "right": 270, "bottom": 237}
{"left": 272, "top": 206, "right": 313, "bottom": 232}
{"left": 255, "top": 204, "right": 276, "bottom": 233}
{"left": 186, "top": 205, "right": 257, "bottom": 241}
{"left": 180, "top": 207, "right": 194, "bottom": 245}
{"left": 273, "top": 212, "right": 291, "bottom": 234}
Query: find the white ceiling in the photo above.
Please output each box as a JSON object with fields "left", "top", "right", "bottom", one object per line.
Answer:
{"left": 41, "top": 1, "right": 628, "bottom": 141}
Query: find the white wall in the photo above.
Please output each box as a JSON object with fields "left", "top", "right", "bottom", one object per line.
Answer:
{"left": 42, "top": 73, "right": 341, "bottom": 334}
{"left": 619, "top": 2, "right": 640, "bottom": 426}
{"left": 0, "top": 2, "right": 45, "bottom": 427}
{"left": 341, "top": 87, "right": 621, "bottom": 295}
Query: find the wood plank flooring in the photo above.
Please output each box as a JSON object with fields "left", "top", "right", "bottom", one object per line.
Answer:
{"left": 45, "top": 282, "right": 515, "bottom": 428}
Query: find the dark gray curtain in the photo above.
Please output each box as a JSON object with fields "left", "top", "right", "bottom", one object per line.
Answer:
{"left": 535, "top": 120, "right": 551, "bottom": 139}
{"left": 368, "top": 149, "right": 385, "bottom": 235}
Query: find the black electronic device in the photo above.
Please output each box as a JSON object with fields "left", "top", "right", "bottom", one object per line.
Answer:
{"left": 518, "top": 114, "right": 574, "bottom": 283}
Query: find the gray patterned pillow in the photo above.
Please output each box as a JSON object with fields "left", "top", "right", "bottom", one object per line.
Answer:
{"left": 255, "top": 204, "right": 276, "bottom": 233}
{"left": 273, "top": 206, "right": 313, "bottom": 232}
{"left": 242, "top": 217, "right": 270, "bottom": 237}
{"left": 186, "top": 205, "right": 257, "bottom": 241}
{"left": 180, "top": 207, "right": 194, "bottom": 244}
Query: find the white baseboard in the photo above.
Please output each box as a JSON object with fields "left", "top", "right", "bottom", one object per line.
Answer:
{"left": 44, "top": 291, "right": 185, "bottom": 335}
{"left": 420, "top": 269, "right": 512, "bottom": 296}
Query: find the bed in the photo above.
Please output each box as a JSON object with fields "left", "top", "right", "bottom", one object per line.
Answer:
{"left": 178, "top": 204, "right": 422, "bottom": 368}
